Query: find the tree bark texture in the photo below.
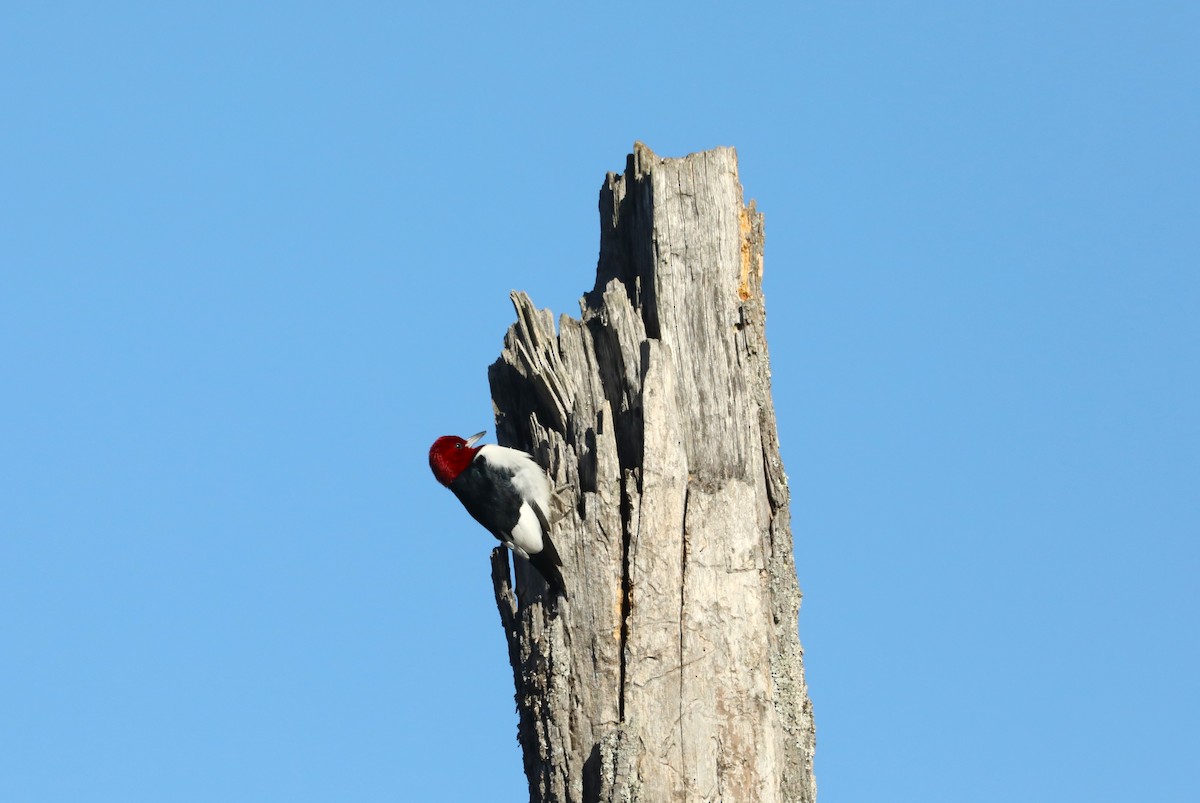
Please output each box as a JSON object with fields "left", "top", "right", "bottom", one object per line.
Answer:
{"left": 488, "top": 143, "right": 816, "bottom": 803}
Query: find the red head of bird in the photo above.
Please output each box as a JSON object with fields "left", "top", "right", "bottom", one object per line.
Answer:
{"left": 428, "top": 431, "right": 485, "bottom": 486}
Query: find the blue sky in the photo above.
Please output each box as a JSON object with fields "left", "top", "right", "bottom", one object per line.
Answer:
{"left": 2, "top": 2, "right": 1196, "bottom": 801}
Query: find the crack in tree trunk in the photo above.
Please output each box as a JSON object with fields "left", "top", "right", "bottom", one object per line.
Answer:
{"left": 487, "top": 143, "right": 816, "bottom": 803}
{"left": 617, "top": 468, "right": 634, "bottom": 724}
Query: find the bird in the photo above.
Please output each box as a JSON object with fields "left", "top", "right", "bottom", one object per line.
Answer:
{"left": 428, "top": 431, "right": 566, "bottom": 596}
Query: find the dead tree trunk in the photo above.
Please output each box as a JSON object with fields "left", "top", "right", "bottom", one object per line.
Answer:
{"left": 488, "top": 143, "right": 816, "bottom": 803}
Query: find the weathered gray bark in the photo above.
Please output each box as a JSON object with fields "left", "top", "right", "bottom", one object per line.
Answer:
{"left": 488, "top": 143, "right": 816, "bottom": 803}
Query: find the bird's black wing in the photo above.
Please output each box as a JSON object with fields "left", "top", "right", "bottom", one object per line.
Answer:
{"left": 448, "top": 462, "right": 522, "bottom": 541}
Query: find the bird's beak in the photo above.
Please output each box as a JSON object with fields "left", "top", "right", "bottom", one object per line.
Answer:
{"left": 466, "top": 431, "right": 486, "bottom": 447}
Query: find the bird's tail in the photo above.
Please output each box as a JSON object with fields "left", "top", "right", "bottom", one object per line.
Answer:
{"left": 528, "top": 534, "right": 567, "bottom": 598}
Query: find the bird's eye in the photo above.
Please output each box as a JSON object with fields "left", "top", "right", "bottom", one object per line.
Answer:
{"left": 455, "top": 443, "right": 462, "bottom": 449}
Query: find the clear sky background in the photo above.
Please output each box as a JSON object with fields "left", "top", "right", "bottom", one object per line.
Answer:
{"left": 2, "top": 3, "right": 1196, "bottom": 801}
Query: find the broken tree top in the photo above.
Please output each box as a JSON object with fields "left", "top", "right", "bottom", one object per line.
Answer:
{"left": 486, "top": 143, "right": 815, "bottom": 803}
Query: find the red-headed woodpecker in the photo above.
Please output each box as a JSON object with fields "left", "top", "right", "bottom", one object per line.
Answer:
{"left": 428, "top": 431, "right": 566, "bottom": 596}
